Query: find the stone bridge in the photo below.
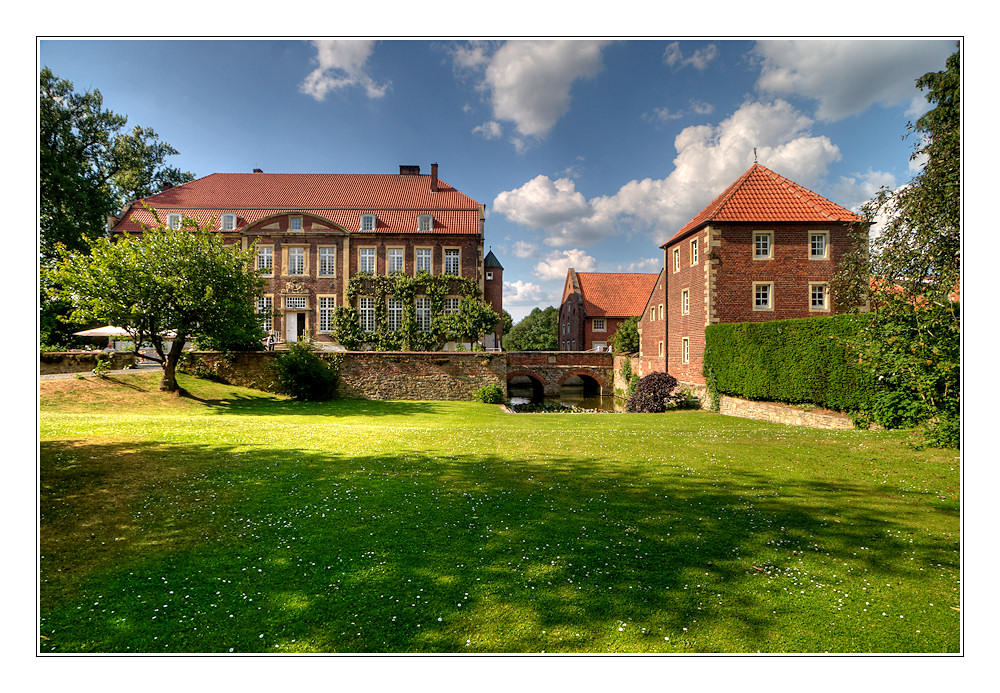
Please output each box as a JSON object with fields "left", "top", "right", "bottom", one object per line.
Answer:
{"left": 505, "top": 351, "right": 615, "bottom": 400}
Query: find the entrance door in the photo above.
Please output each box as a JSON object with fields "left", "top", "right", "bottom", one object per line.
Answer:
{"left": 285, "top": 312, "right": 302, "bottom": 342}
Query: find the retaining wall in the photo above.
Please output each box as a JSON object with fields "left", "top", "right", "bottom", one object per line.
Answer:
{"left": 40, "top": 351, "right": 137, "bottom": 375}
{"left": 681, "top": 382, "right": 855, "bottom": 430}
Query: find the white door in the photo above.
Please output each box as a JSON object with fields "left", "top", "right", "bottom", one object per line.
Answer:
{"left": 285, "top": 313, "right": 298, "bottom": 342}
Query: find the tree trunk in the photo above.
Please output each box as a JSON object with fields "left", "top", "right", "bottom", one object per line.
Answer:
{"left": 158, "top": 339, "right": 186, "bottom": 392}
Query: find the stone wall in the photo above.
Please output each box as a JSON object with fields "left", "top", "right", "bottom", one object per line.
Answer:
{"left": 40, "top": 351, "right": 136, "bottom": 375}
{"left": 680, "top": 382, "right": 855, "bottom": 430}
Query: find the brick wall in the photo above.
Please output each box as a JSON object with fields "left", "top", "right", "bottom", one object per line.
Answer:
{"left": 665, "top": 228, "right": 710, "bottom": 384}
{"left": 637, "top": 269, "right": 666, "bottom": 377}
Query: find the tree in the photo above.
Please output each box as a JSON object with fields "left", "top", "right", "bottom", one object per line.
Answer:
{"left": 46, "top": 215, "right": 266, "bottom": 393}
{"left": 832, "top": 46, "right": 960, "bottom": 447}
{"left": 505, "top": 306, "right": 559, "bottom": 351}
{"left": 610, "top": 315, "right": 640, "bottom": 354}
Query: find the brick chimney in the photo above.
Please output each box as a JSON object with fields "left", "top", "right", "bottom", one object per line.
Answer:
{"left": 399, "top": 165, "right": 420, "bottom": 175}
{"left": 253, "top": 168, "right": 263, "bottom": 173}
{"left": 431, "top": 163, "right": 439, "bottom": 192}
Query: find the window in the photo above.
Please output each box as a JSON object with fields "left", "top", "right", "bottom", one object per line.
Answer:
{"left": 681, "top": 337, "right": 690, "bottom": 364}
{"left": 444, "top": 248, "right": 460, "bottom": 276}
{"left": 220, "top": 214, "right": 237, "bottom": 231}
{"left": 690, "top": 238, "right": 699, "bottom": 265}
{"left": 649, "top": 306, "right": 656, "bottom": 321}
{"left": 417, "top": 214, "right": 433, "bottom": 232}
{"left": 257, "top": 246, "right": 274, "bottom": 274}
{"left": 387, "top": 248, "right": 404, "bottom": 274}
{"left": 360, "top": 214, "right": 377, "bottom": 232}
{"left": 810, "top": 282, "right": 829, "bottom": 311}
{"left": 810, "top": 231, "right": 829, "bottom": 259}
{"left": 318, "top": 296, "right": 337, "bottom": 332}
{"left": 593, "top": 318, "right": 606, "bottom": 332}
{"left": 416, "top": 248, "right": 432, "bottom": 274}
{"left": 289, "top": 216, "right": 303, "bottom": 231}
{"left": 415, "top": 297, "right": 431, "bottom": 332}
{"left": 288, "top": 247, "right": 305, "bottom": 275}
{"left": 359, "top": 247, "right": 376, "bottom": 274}
{"left": 387, "top": 297, "right": 405, "bottom": 331}
{"left": 285, "top": 296, "right": 307, "bottom": 310}
{"left": 167, "top": 213, "right": 182, "bottom": 230}
{"left": 681, "top": 289, "right": 690, "bottom": 315}
{"left": 359, "top": 297, "right": 375, "bottom": 332}
{"left": 444, "top": 297, "right": 461, "bottom": 315}
{"left": 754, "top": 282, "right": 773, "bottom": 311}
{"left": 673, "top": 248, "right": 680, "bottom": 273}
{"left": 658, "top": 304, "right": 664, "bottom": 320}
{"left": 256, "top": 296, "right": 273, "bottom": 332}
{"left": 754, "top": 231, "right": 772, "bottom": 259}
{"left": 658, "top": 340, "right": 664, "bottom": 357}
{"left": 486, "top": 271, "right": 493, "bottom": 280}
{"left": 318, "top": 247, "right": 337, "bottom": 276}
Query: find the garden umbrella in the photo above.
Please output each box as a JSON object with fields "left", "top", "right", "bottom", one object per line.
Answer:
{"left": 73, "top": 326, "right": 131, "bottom": 338}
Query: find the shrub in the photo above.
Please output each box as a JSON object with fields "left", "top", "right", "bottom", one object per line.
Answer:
{"left": 626, "top": 372, "right": 683, "bottom": 413}
{"left": 472, "top": 383, "right": 504, "bottom": 404}
{"left": 270, "top": 342, "right": 339, "bottom": 401}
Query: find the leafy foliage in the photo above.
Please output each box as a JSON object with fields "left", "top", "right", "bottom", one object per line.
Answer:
{"left": 46, "top": 214, "right": 265, "bottom": 392}
{"left": 831, "top": 46, "right": 960, "bottom": 447}
{"left": 505, "top": 306, "right": 559, "bottom": 351}
{"left": 270, "top": 341, "right": 341, "bottom": 401}
{"left": 472, "top": 383, "right": 505, "bottom": 404}
{"left": 610, "top": 315, "right": 640, "bottom": 354}
{"left": 625, "top": 372, "right": 684, "bottom": 413}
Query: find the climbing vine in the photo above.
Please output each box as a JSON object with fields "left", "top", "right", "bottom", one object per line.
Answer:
{"left": 330, "top": 271, "right": 500, "bottom": 351}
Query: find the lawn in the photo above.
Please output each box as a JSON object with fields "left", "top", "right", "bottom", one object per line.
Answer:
{"left": 39, "top": 372, "right": 961, "bottom": 653}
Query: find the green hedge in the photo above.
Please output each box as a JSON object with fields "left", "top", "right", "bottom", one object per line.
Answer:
{"left": 703, "top": 314, "right": 878, "bottom": 413}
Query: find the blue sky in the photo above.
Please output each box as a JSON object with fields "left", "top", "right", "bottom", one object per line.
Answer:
{"left": 39, "top": 38, "right": 957, "bottom": 320}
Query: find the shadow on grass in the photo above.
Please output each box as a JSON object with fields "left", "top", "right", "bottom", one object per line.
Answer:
{"left": 181, "top": 391, "right": 450, "bottom": 419}
{"left": 39, "top": 439, "right": 960, "bottom": 654}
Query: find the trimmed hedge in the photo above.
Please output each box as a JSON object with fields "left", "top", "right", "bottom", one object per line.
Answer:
{"left": 703, "top": 313, "right": 878, "bottom": 413}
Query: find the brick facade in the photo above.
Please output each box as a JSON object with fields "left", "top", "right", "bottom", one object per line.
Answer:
{"left": 636, "top": 269, "right": 666, "bottom": 376}
{"left": 559, "top": 269, "right": 658, "bottom": 352}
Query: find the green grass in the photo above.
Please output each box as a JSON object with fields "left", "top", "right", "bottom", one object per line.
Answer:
{"left": 39, "top": 372, "right": 961, "bottom": 653}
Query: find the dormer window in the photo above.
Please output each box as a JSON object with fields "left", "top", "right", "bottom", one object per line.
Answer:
{"left": 220, "top": 214, "right": 237, "bottom": 231}
{"left": 166, "top": 213, "right": 182, "bottom": 230}
{"left": 417, "top": 214, "right": 433, "bottom": 232}
{"left": 289, "top": 216, "right": 303, "bottom": 231}
{"left": 360, "top": 214, "right": 377, "bottom": 232}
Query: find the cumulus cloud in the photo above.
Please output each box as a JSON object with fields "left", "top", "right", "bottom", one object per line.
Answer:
{"left": 533, "top": 249, "right": 597, "bottom": 281}
{"left": 494, "top": 99, "right": 843, "bottom": 246}
{"left": 753, "top": 39, "right": 955, "bottom": 121}
{"left": 503, "top": 279, "right": 548, "bottom": 305}
{"left": 473, "top": 120, "right": 503, "bottom": 139}
{"left": 831, "top": 169, "right": 897, "bottom": 213}
{"left": 512, "top": 240, "right": 539, "bottom": 258}
{"left": 454, "top": 40, "right": 610, "bottom": 143}
{"left": 617, "top": 257, "right": 662, "bottom": 273}
{"left": 300, "top": 40, "right": 390, "bottom": 101}
{"left": 663, "top": 42, "right": 718, "bottom": 71}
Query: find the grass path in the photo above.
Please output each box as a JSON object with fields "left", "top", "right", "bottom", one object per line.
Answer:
{"left": 39, "top": 373, "right": 960, "bottom": 653}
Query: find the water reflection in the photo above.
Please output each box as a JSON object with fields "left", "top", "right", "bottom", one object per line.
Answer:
{"left": 508, "top": 395, "right": 619, "bottom": 412}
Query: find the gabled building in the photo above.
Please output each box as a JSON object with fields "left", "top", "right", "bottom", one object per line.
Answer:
{"left": 638, "top": 162, "right": 866, "bottom": 384}
{"left": 110, "top": 164, "right": 502, "bottom": 348}
{"left": 558, "top": 270, "right": 659, "bottom": 351}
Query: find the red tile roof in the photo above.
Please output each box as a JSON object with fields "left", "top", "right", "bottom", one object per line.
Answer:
{"left": 575, "top": 272, "right": 659, "bottom": 318}
{"left": 662, "top": 163, "right": 865, "bottom": 247}
{"left": 114, "top": 172, "right": 483, "bottom": 235}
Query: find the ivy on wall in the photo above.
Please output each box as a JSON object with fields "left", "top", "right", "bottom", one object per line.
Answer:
{"left": 331, "top": 271, "right": 500, "bottom": 351}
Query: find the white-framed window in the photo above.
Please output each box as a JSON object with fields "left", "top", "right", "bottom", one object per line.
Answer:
{"left": 810, "top": 282, "right": 830, "bottom": 311}
{"left": 486, "top": 271, "right": 494, "bottom": 280}
{"left": 257, "top": 246, "right": 274, "bottom": 275}
{"left": 681, "top": 337, "right": 690, "bottom": 363}
{"left": 360, "top": 214, "right": 377, "bottom": 232}
{"left": 387, "top": 297, "right": 405, "bottom": 331}
{"left": 417, "top": 214, "right": 433, "bottom": 232}
{"left": 319, "top": 246, "right": 337, "bottom": 276}
{"left": 287, "top": 247, "right": 305, "bottom": 275}
{"left": 318, "top": 296, "right": 337, "bottom": 332}
{"left": 415, "top": 297, "right": 431, "bottom": 332}
{"left": 754, "top": 282, "right": 774, "bottom": 311}
{"left": 359, "top": 247, "right": 376, "bottom": 275}
{"left": 444, "top": 297, "right": 461, "bottom": 315}
{"left": 658, "top": 340, "right": 664, "bottom": 357}
{"left": 359, "top": 297, "right": 375, "bottom": 332}
{"left": 285, "top": 296, "right": 307, "bottom": 310}
{"left": 690, "top": 238, "right": 699, "bottom": 265}
{"left": 810, "top": 231, "right": 829, "bottom": 259}
{"left": 416, "top": 247, "right": 432, "bottom": 274}
{"left": 167, "top": 213, "right": 182, "bottom": 230}
{"left": 256, "top": 296, "right": 273, "bottom": 332}
{"left": 673, "top": 247, "right": 680, "bottom": 273}
{"left": 649, "top": 306, "right": 656, "bottom": 321}
{"left": 289, "top": 216, "right": 303, "bottom": 231}
{"left": 681, "top": 289, "right": 690, "bottom": 315}
{"left": 754, "top": 231, "right": 773, "bottom": 259}
{"left": 387, "top": 248, "right": 404, "bottom": 274}
{"left": 658, "top": 304, "right": 664, "bottom": 320}
{"left": 444, "top": 248, "right": 460, "bottom": 276}
{"left": 220, "top": 213, "right": 237, "bottom": 231}
{"left": 593, "top": 318, "right": 606, "bottom": 332}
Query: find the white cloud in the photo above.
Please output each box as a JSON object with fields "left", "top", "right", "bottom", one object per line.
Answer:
{"left": 503, "top": 279, "right": 548, "bottom": 305}
{"left": 493, "top": 175, "right": 593, "bottom": 229}
{"left": 533, "top": 249, "right": 597, "bottom": 281}
{"left": 512, "top": 240, "right": 538, "bottom": 258}
{"left": 663, "top": 42, "right": 718, "bottom": 71}
{"left": 473, "top": 120, "right": 503, "bottom": 139}
{"left": 455, "top": 40, "right": 610, "bottom": 142}
{"left": 753, "top": 39, "right": 955, "bottom": 121}
{"left": 300, "top": 40, "right": 390, "bottom": 101}
{"left": 617, "top": 257, "right": 662, "bottom": 273}
{"left": 831, "top": 169, "right": 897, "bottom": 213}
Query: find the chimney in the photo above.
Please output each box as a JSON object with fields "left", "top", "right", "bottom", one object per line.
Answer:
{"left": 430, "top": 163, "right": 439, "bottom": 192}
{"left": 253, "top": 168, "right": 263, "bottom": 173}
{"left": 399, "top": 165, "right": 420, "bottom": 176}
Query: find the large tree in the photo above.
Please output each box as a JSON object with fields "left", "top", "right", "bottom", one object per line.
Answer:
{"left": 505, "top": 306, "right": 559, "bottom": 351}
{"left": 833, "top": 46, "right": 960, "bottom": 447}
{"left": 47, "top": 216, "right": 266, "bottom": 393}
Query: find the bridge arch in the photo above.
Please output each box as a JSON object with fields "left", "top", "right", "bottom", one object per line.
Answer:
{"left": 557, "top": 370, "right": 606, "bottom": 398}
{"left": 506, "top": 370, "right": 546, "bottom": 402}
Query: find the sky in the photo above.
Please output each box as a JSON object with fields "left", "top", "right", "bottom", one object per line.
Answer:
{"left": 38, "top": 38, "right": 957, "bottom": 321}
